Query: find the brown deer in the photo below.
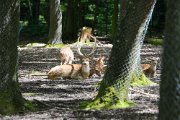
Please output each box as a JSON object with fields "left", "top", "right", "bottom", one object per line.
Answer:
{"left": 78, "top": 27, "right": 95, "bottom": 43}
{"left": 141, "top": 58, "right": 158, "bottom": 78}
{"left": 59, "top": 46, "right": 74, "bottom": 65}
{"left": 89, "top": 56, "right": 106, "bottom": 77}
{"left": 48, "top": 38, "right": 97, "bottom": 80}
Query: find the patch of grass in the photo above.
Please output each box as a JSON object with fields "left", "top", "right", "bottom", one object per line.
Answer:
{"left": 45, "top": 43, "right": 65, "bottom": 48}
{"left": 148, "top": 38, "right": 163, "bottom": 46}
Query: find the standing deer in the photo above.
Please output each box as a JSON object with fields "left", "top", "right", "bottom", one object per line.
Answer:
{"left": 78, "top": 27, "right": 92, "bottom": 43}
{"left": 59, "top": 46, "right": 74, "bottom": 65}
{"left": 48, "top": 38, "right": 97, "bottom": 80}
{"left": 89, "top": 56, "right": 106, "bottom": 77}
{"left": 141, "top": 58, "right": 158, "bottom": 78}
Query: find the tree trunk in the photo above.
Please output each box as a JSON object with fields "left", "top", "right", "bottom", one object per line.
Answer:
{"left": 0, "top": 0, "right": 25, "bottom": 114}
{"left": 93, "top": 0, "right": 100, "bottom": 31}
{"left": 29, "top": 0, "right": 40, "bottom": 24}
{"left": 63, "top": 0, "right": 79, "bottom": 41}
{"left": 82, "top": 0, "right": 156, "bottom": 109}
{"left": 158, "top": 0, "right": 180, "bottom": 120}
{"left": 111, "top": 0, "right": 118, "bottom": 39}
{"left": 44, "top": 0, "right": 50, "bottom": 29}
{"left": 48, "top": 0, "right": 62, "bottom": 44}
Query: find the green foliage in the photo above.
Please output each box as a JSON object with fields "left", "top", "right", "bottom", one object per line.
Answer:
{"left": 148, "top": 38, "right": 163, "bottom": 46}
{"left": 24, "top": 100, "right": 38, "bottom": 112}
{"left": 20, "top": 15, "right": 48, "bottom": 38}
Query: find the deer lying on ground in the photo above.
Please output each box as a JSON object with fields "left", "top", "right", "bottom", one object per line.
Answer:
{"left": 59, "top": 46, "right": 74, "bottom": 65}
{"left": 141, "top": 58, "right": 158, "bottom": 78}
{"left": 48, "top": 38, "right": 97, "bottom": 80}
{"left": 89, "top": 56, "right": 106, "bottom": 77}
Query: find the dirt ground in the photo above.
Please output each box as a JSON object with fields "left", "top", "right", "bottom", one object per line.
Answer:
{"left": 0, "top": 44, "right": 162, "bottom": 120}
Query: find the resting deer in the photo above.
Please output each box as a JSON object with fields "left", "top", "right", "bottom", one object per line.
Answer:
{"left": 59, "top": 46, "right": 74, "bottom": 65}
{"left": 48, "top": 38, "right": 97, "bottom": 80}
{"left": 89, "top": 56, "right": 106, "bottom": 77}
{"left": 141, "top": 58, "right": 158, "bottom": 78}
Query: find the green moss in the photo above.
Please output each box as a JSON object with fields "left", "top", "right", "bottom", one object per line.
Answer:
{"left": 148, "top": 38, "right": 163, "bottom": 46}
{"left": 45, "top": 43, "right": 65, "bottom": 48}
{"left": 131, "top": 73, "right": 157, "bottom": 87}
{"left": 24, "top": 100, "right": 37, "bottom": 112}
{"left": 80, "top": 86, "right": 135, "bottom": 110}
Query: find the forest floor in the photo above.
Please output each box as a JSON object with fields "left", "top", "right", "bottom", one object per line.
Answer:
{"left": 1, "top": 43, "right": 162, "bottom": 120}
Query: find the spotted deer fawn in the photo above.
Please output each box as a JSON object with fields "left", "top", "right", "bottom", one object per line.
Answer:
{"left": 141, "top": 58, "right": 158, "bottom": 78}
{"left": 89, "top": 56, "right": 106, "bottom": 77}
{"left": 59, "top": 46, "right": 74, "bottom": 65}
{"left": 48, "top": 38, "right": 97, "bottom": 80}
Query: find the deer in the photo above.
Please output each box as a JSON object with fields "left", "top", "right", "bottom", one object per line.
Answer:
{"left": 141, "top": 58, "right": 158, "bottom": 78}
{"left": 89, "top": 56, "right": 106, "bottom": 77}
{"left": 48, "top": 38, "right": 97, "bottom": 80}
{"left": 59, "top": 46, "right": 74, "bottom": 65}
{"left": 78, "top": 27, "right": 92, "bottom": 43}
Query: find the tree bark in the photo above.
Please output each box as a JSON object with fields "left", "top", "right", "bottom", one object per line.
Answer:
{"left": 0, "top": 0, "right": 25, "bottom": 114}
{"left": 63, "top": 0, "right": 79, "bottom": 41}
{"left": 111, "top": 0, "right": 118, "bottom": 39}
{"left": 82, "top": 0, "right": 156, "bottom": 109}
{"left": 48, "top": 0, "right": 62, "bottom": 44}
{"left": 32, "top": 0, "right": 40, "bottom": 24}
{"left": 158, "top": 0, "right": 180, "bottom": 119}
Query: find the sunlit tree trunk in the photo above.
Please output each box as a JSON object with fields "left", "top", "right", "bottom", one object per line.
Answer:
{"left": 0, "top": 0, "right": 25, "bottom": 114}
{"left": 83, "top": 0, "right": 156, "bottom": 109}
{"left": 158, "top": 0, "right": 180, "bottom": 120}
{"left": 48, "top": 0, "right": 62, "bottom": 44}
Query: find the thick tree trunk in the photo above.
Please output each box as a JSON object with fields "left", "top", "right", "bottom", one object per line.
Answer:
{"left": 0, "top": 0, "right": 25, "bottom": 114}
{"left": 48, "top": 0, "right": 62, "bottom": 44}
{"left": 158, "top": 0, "right": 180, "bottom": 120}
{"left": 82, "top": 0, "right": 156, "bottom": 109}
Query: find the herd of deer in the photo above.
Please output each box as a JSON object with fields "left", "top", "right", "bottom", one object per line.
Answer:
{"left": 47, "top": 27, "right": 158, "bottom": 80}
{"left": 47, "top": 34, "right": 106, "bottom": 80}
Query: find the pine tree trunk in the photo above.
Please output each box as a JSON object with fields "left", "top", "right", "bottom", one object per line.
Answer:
{"left": 158, "top": 0, "right": 180, "bottom": 119}
{"left": 48, "top": 0, "right": 62, "bottom": 44}
{"left": 82, "top": 0, "right": 156, "bottom": 109}
{"left": 0, "top": 0, "right": 25, "bottom": 114}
